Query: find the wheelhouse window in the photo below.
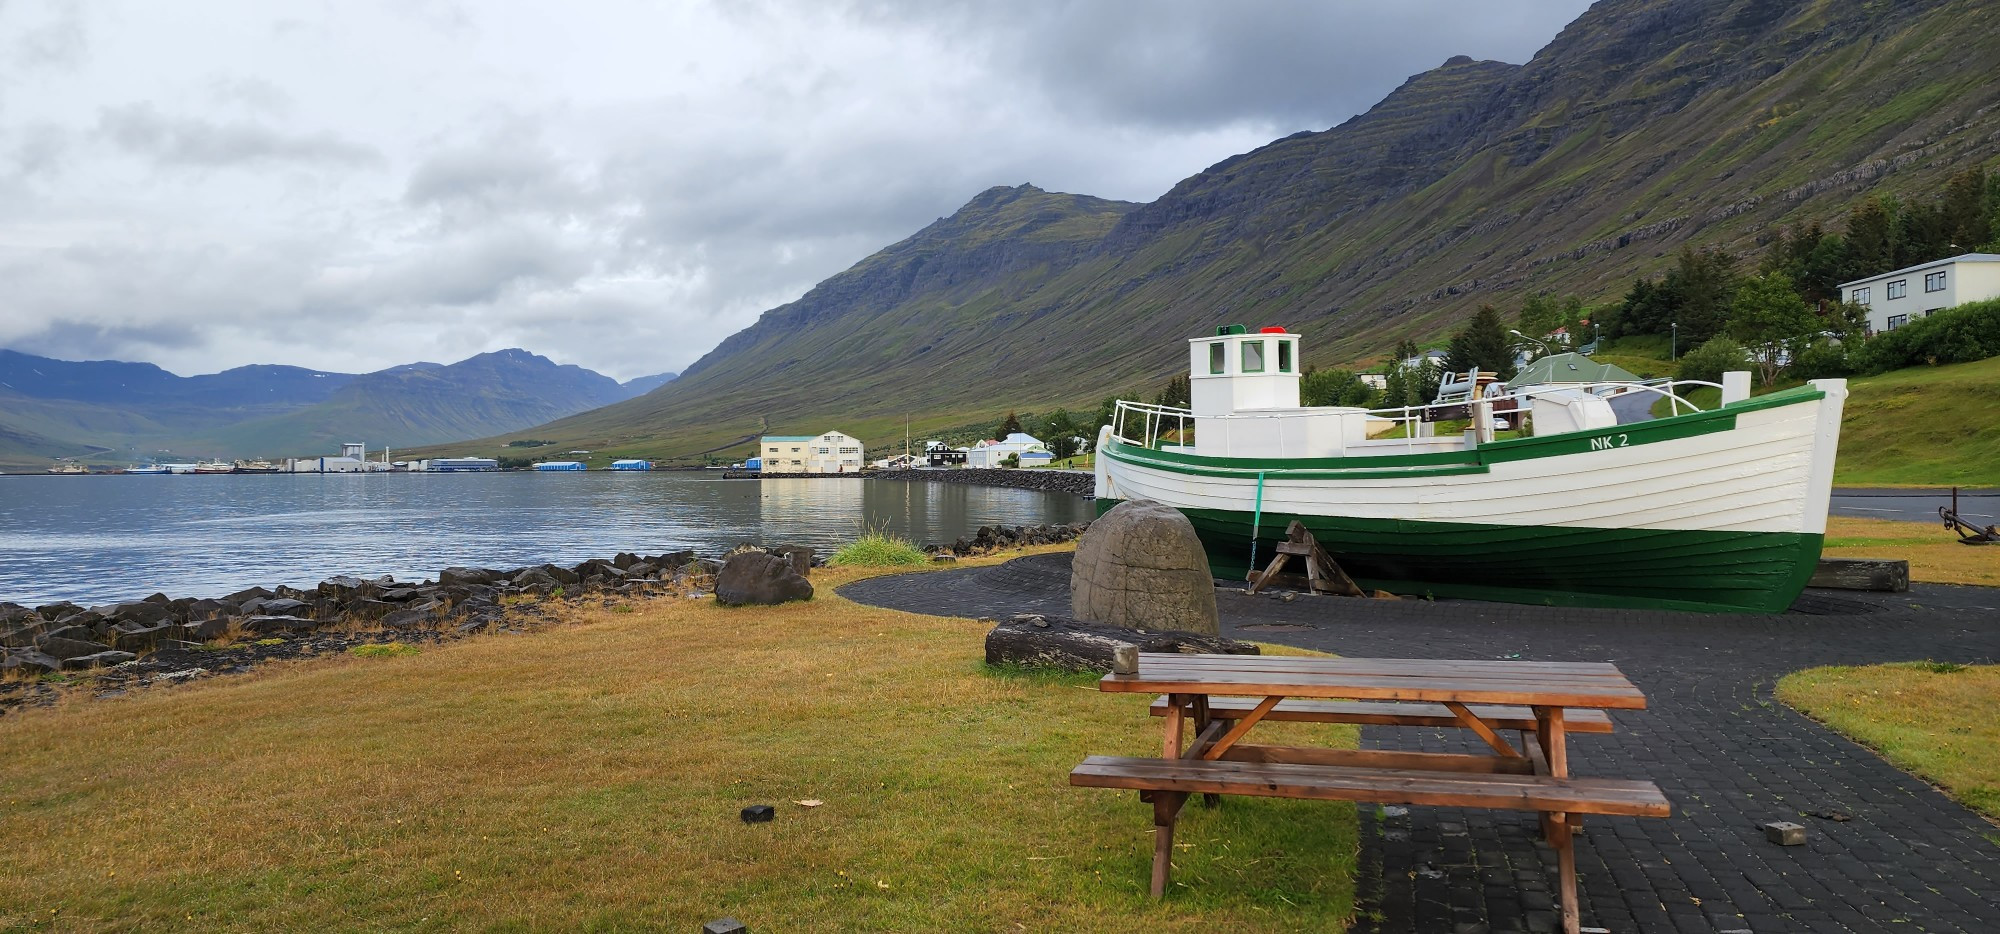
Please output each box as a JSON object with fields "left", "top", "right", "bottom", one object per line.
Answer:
{"left": 1852, "top": 286, "right": 1871, "bottom": 305}
{"left": 1885, "top": 313, "right": 1908, "bottom": 330}
{"left": 1242, "top": 340, "right": 1265, "bottom": 373}
{"left": 1926, "top": 271, "right": 1947, "bottom": 292}
{"left": 1887, "top": 279, "right": 1907, "bottom": 300}
{"left": 1209, "top": 342, "right": 1225, "bottom": 374}
{"left": 1277, "top": 340, "right": 1294, "bottom": 373}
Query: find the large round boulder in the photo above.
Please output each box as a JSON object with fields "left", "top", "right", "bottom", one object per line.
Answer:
{"left": 1070, "top": 500, "right": 1218, "bottom": 635}
{"left": 715, "top": 552, "right": 814, "bottom": 607}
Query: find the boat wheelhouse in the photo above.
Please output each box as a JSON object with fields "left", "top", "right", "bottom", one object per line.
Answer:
{"left": 1092, "top": 325, "right": 1847, "bottom": 614}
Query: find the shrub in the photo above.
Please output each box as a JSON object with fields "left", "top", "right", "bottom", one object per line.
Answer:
{"left": 1791, "top": 338, "right": 1852, "bottom": 380}
{"left": 350, "top": 642, "right": 422, "bottom": 658}
{"left": 1676, "top": 336, "right": 1752, "bottom": 384}
{"left": 829, "top": 532, "right": 929, "bottom": 567}
{"left": 1849, "top": 298, "right": 2000, "bottom": 374}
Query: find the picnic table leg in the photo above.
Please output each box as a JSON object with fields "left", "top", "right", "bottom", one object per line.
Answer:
{"left": 1190, "top": 696, "right": 1220, "bottom": 808}
{"left": 1534, "top": 706, "right": 1568, "bottom": 778}
{"left": 1163, "top": 693, "right": 1186, "bottom": 759}
{"left": 1549, "top": 812, "right": 1583, "bottom": 934}
{"left": 1151, "top": 793, "right": 1183, "bottom": 898}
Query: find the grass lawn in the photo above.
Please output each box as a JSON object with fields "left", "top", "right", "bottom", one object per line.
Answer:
{"left": 0, "top": 552, "right": 1358, "bottom": 932}
{"left": 1777, "top": 663, "right": 2000, "bottom": 822}
{"left": 1822, "top": 516, "right": 2000, "bottom": 587}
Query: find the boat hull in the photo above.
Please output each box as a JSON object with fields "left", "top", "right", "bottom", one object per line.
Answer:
{"left": 1095, "top": 382, "right": 1846, "bottom": 614}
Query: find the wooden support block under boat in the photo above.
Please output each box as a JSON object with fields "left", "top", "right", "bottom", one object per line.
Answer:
{"left": 1808, "top": 558, "right": 1908, "bottom": 593}
{"left": 1246, "top": 521, "right": 1394, "bottom": 599}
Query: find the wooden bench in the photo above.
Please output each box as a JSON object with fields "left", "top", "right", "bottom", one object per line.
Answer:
{"left": 1148, "top": 695, "right": 1616, "bottom": 734}
{"left": 1071, "top": 754, "right": 1670, "bottom": 907}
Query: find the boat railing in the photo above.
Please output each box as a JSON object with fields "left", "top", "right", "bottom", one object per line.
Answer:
{"left": 1108, "top": 379, "right": 1724, "bottom": 453}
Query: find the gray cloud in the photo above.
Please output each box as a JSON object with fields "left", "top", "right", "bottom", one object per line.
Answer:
{"left": 0, "top": 1, "right": 1591, "bottom": 382}
{"left": 97, "top": 103, "right": 382, "bottom": 170}
{"left": 9, "top": 0, "right": 86, "bottom": 69}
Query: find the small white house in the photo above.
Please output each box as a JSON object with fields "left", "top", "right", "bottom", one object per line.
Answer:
{"left": 760, "top": 431, "right": 865, "bottom": 474}
{"left": 1839, "top": 253, "right": 2000, "bottom": 334}
{"left": 966, "top": 432, "right": 1053, "bottom": 468}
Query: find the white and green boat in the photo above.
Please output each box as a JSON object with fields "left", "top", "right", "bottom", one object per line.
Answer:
{"left": 1092, "top": 326, "right": 1847, "bottom": 614}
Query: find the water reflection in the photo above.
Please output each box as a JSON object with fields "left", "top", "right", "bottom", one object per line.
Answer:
{"left": 0, "top": 473, "right": 1093, "bottom": 605}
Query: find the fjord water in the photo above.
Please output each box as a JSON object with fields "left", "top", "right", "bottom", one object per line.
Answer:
{"left": 0, "top": 473, "right": 1094, "bottom": 606}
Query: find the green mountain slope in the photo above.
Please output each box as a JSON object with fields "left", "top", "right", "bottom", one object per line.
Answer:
{"left": 197, "top": 350, "right": 635, "bottom": 456}
{"left": 465, "top": 0, "right": 2000, "bottom": 464}
{"left": 361, "top": 0, "right": 2000, "bottom": 463}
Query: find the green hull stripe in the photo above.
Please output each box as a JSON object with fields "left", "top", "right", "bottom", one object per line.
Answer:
{"left": 1103, "top": 384, "right": 1825, "bottom": 473}
{"left": 1095, "top": 499, "right": 1822, "bottom": 614}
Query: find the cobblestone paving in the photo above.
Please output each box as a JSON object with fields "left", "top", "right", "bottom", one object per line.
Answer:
{"left": 839, "top": 556, "right": 2000, "bottom": 933}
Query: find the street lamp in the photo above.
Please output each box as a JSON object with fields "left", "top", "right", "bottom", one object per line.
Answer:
{"left": 1671, "top": 322, "right": 1678, "bottom": 361}
{"left": 1508, "top": 329, "right": 1553, "bottom": 358}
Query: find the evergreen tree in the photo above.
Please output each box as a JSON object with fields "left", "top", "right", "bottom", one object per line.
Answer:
{"left": 996, "top": 411, "right": 1024, "bottom": 441}
{"left": 1443, "top": 305, "right": 1516, "bottom": 381}
{"left": 1941, "top": 166, "right": 1989, "bottom": 250}
{"left": 1670, "top": 246, "right": 1739, "bottom": 346}
{"left": 1154, "top": 373, "right": 1190, "bottom": 410}
{"left": 1842, "top": 196, "right": 1898, "bottom": 281}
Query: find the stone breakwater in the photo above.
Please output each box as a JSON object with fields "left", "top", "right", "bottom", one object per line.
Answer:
{"left": 873, "top": 468, "right": 1095, "bottom": 498}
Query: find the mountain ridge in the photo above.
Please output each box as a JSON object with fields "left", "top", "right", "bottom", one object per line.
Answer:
{"left": 0, "top": 348, "right": 669, "bottom": 468}
{"left": 453, "top": 0, "right": 1999, "bottom": 465}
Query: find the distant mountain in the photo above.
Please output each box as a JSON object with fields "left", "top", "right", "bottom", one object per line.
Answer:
{"left": 0, "top": 348, "right": 657, "bottom": 468}
{"left": 619, "top": 372, "right": 678, "bottom": 396}
{"left": 467, "top": 0, "right": 2000, "bottom": 463}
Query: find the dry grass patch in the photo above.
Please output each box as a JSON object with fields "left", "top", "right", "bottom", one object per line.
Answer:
{"left": 1778, "top": 663, "right": 2000, "bottom": 822}
{"left": 1822, "top": 516, "right": 2000, "bottom": 588}
{"left": 0, "top": 556, "right": 1357, "bottom": 931}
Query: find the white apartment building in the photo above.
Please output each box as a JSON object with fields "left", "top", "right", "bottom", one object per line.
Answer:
{"left": 1839, "top": 253, "right": 2000, "bottom": 334}
{"left": 760, "top": 431, "right": 865, "bottom": 474}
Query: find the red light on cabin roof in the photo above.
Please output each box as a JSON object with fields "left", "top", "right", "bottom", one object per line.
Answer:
{"left": 1259, "top": 326, "right": 1287, "bottom": 333}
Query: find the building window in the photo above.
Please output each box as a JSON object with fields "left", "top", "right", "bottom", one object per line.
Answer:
{"left": 1926, "top": 271, "right": 1946, "bottom": 292}
{"left": 1885, "top": 314, "right": 1908, "bottom": 330}
{"left": 1887, "top": 279, "right": 1907, "bottom": 300}
{"left": 1278, "top": 340, "right": 1294, "bottom": 373}
{"left": 1242, "top": 340, "right": 1265, "bottom": 373}
{"left": 839, "top": 446, "right": 859, "bottom": 454}
{"left": 1209, "top": 342, "right": 1225, "bottom": 374}
{"left": 1852, "top": 286, "right": 1870, "bottom": 305}
{"left": 790, "top": 447, "right": 800, "bottom": 453}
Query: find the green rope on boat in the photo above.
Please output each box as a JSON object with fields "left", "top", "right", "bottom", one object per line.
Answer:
{"left": 1248, "top": 470, "right": 1267, "bottom": 574}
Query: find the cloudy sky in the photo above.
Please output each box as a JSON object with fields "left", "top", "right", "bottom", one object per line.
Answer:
{"left": 0, "top": 0, "right": 1592, "bottom": 381}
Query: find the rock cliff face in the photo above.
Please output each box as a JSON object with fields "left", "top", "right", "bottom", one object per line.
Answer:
{"left": 512, "top": 0, "right": 2000, "bottom": 460}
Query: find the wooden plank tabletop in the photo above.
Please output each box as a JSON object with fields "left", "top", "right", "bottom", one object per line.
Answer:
{"left": 1102, "top": 653, "right": 1647, "bottom": 709}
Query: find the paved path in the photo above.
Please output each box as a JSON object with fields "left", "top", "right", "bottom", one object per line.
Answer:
{"left": 841, "top": 557, "right": 2000, "bottom": 933}
{"left": 1830, "top": 487, "right": 1999, "bottom": 524}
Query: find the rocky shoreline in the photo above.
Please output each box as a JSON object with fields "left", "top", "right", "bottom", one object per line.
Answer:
{"left": 0, "top": 523, "right": 1091, "bottom": 716}
{"left": 0, "top": 549, "right": 725, "bottom": 716}
{"left": 872, "top": 467, "right": 1095, "bottom": 498}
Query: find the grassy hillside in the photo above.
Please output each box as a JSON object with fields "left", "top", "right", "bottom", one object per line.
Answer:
{"left": 1831, "top": 356, "right": 2000, "bottom": 486}
{"left": 427, "top": 0, "right": 2000, "bottom": 465}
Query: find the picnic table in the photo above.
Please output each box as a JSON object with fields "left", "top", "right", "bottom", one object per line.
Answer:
{"left": 1070, "top": 652, "right": 1670, "bottom": 934}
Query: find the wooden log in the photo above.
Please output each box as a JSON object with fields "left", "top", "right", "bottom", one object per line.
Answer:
{"left": 1810, "top": 557, "right": 1908, "bottom": 593}
{"left": 983, "top": 614, "right": 1259, "bottom": 672}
